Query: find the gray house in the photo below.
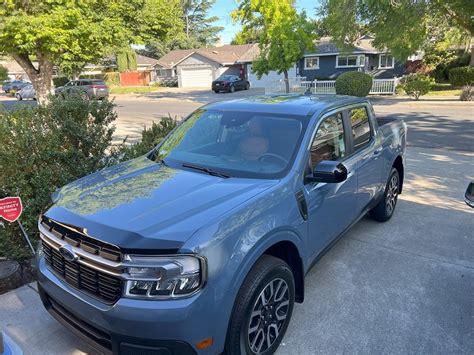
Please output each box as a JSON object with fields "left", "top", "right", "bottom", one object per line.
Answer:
{"left": 297, "top": 36, "right": 405, "bottom": 80}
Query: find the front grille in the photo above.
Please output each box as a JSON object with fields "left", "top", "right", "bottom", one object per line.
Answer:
{"left": 41, "top": 216, "right": 122, "bottom": 262}
{"left": 43, "top": 241, "right": 123, "bottom": 304}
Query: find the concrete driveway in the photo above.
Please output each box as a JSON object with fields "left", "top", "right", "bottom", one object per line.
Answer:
{"left": 0, "top": 146, "right": 472, "bottom": 354}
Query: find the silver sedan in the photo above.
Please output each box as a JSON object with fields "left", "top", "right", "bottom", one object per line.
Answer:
{"left": 16, "top": 84, "right": 36, "bottom": 100}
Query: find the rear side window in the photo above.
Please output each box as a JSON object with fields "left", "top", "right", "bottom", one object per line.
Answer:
{"left": 310, "top": 113, "right": 346, "bottom": 166}
{"left": 349, "top": 107, "right": 372, "bottom": 151}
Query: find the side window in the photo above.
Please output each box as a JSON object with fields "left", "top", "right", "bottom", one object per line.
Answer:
{"left": 310, "top": 113, "right": 346, "bottom": 166}
{"left": 349, "top": 107, "right": 372, "bottom": 151}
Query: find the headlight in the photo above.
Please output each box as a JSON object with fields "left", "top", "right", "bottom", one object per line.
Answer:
{"left": 123, "top": 255, "right": 206, "bottom": 299}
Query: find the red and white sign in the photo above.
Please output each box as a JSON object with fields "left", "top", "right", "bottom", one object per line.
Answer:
{"left": 0, "top": 197, "right": 23, "bottom": 222}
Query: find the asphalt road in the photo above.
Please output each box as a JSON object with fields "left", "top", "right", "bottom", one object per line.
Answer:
{"left": 2, "top": 90, "right": 472, "bottom": 151}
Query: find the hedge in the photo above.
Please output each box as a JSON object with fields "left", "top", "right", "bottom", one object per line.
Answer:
{"left": 335, "top": 71, "right": 373, "bottom": 97}
{"left": 449, "top": 66, "right": 474, "bottom": 87}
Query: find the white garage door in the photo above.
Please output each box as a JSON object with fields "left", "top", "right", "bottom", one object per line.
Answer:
{"left": 180, "top": 67, "right": 213, "bottom": 88}
{"left": 247, "top": 64, "right": 297, "bottom": 88}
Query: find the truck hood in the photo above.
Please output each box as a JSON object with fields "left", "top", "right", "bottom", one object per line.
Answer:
{"left": 44, "top": 157, "right": 276, "bottom": 251}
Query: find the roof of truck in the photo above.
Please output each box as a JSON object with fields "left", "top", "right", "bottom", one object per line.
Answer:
{"left": 205, "top": 94, "right": 368, "bottom": 117}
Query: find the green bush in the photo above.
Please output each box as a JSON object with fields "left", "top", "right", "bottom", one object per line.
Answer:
{"left": 335, "top": 71, "right": 373, "bottom": 97}
{"left": 448, "top": 66, "right": 474, "bottom": 87}
{"left": 0, "top": 95, "right": 117, "bottom": 260}
{"left": 112, "top": 117, "right": 177, "bottom": 161}
{"left": 105, "top": 72, "right": 120, "bottom": 86}
{"left": 400, "top": 74, "right": 433, "bottom": 100}
{"left": 52, "top": 76, "right": 69, "bottom": 87}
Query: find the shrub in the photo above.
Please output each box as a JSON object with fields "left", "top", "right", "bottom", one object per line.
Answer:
{"left": 335, "top": 71, "right": 373, "bottom": 97}
{"left": 400, "top": 74, "right": 433, "bottom": 100}
{"left": 105, "top": 72, "right": 120, "bottom": 86}
{"left": 0, "top": 95, "right": 117, "bottom": 260}
{"left": 52, "top": 76, "right": 69, "bottom": 87}
{"left": 111, "top": 117, "right": 177, "bottom": 161}
{"left": 460, "top": 86, "right": 473, "bottom": 101}
{"left": 448, "top": 66, "right": 474, "bottom": 87}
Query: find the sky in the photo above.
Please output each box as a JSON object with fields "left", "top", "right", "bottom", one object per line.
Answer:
{"left": 209, "top": 0, "right": 320, "bottom": 44}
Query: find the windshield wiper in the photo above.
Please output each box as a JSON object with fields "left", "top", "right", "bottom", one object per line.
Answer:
{"left": 182, "top": 163, "right": 231, "bottom": 178}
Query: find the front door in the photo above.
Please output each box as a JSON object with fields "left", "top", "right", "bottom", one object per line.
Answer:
{"left": 304, "top": 111, "right": 357, "bottom": 258}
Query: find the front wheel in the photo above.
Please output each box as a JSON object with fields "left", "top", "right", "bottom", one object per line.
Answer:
{"left": 370, "top": 167, "right": 400, "bottom": 222}
{"left": 225, "top": 255, "right": 295, "bottom": 355}
{"left": 16, "top": 93, "right": 22, "bottom": 101}
{"left": 245, "top": 83, "right": 250, "bottom": 90}
{"left": 229, "top": 85, "right": 235, "bottom": 93}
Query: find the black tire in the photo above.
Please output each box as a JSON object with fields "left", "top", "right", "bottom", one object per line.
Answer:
{"left": 214, "top": 90, "right": 219, "bottom": 93}
{"left": 225, "top": 255, "right": 295, "bottom": 355}
{"left": 370, "top": 167, "right": 400, "bottom": 222}
{"left": 245, "top": 83, "right": 250, "bottom": 90}
{"left": 230, "top": 85, "right": 235, "bottom": 93}
{"left": 16, "top": 93, "right": 22, "bottom": 101}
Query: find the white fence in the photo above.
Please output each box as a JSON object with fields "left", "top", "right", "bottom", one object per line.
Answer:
{"left": 265, "top": 78, "right": 398, "bottom": 95}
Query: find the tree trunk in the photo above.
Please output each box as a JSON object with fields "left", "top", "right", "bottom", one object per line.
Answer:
{"left": 12, "top": 53, "right": 53, "bottom": 105}
{"left": 284, "top": 69, "right": 289, "bottom": 93}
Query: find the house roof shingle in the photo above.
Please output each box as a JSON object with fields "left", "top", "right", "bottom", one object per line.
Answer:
{"left": 157, "top": 43, "right": 260, "bottom": 68}
{"left": 156, "top": 49, "right": 195, "bottom": 69}
{"left": 309, "top": 35, "right": 384, "bottom": 55}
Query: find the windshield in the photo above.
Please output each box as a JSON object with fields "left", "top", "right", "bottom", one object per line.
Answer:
{"left": 150, "top": 109, "right": 308, "bottom": 179}
{"left": 217, "top": 75, "right": 234, "bottom": 81}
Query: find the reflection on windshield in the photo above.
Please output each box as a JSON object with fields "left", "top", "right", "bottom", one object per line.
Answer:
{"left": 152, "top": 109, "right": 307, "bottom": 179}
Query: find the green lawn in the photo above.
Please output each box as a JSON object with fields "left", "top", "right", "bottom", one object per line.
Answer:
{"left": 110, "top": 86, "right": 162, "bottom": 94}
{"left": 426, "top": 83, "right": 461, "bottom": 96}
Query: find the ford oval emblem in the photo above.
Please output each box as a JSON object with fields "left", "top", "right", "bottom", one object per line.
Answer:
{"left": 59, "top": 245, "right": 78, "bottom": 262}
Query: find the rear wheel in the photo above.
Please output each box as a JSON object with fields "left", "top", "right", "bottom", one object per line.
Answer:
{"left": 245, "top": 83, "right": 250, "bottom": 90}
{"left": 225, "top": 255, "right": 295, "bottom": 355}
{"left": 370, "top": 168, "right": 400, "bottom": 222}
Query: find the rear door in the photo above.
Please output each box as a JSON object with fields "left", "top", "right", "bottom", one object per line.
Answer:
{"left": 346, "top": 105, "right": 384, "bottom": 213}
{"left": 304, "top": 110, "right": 358, "bottom": 257}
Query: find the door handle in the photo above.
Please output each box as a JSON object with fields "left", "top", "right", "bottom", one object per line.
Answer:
{"left": 373, "top": 147, "right": 383, "bottom": 155}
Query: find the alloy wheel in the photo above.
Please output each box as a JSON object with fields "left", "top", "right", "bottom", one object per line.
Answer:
{"left": 247, "top": 278, "right": 290, "bottom": 354}
{"left": 386, "top": 174, "right": 399, "bottom": 215}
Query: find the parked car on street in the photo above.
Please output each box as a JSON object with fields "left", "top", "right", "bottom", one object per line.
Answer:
{"left": 212, "top": 75, "right": 250, "bottom": 93}
{"left": 3, "top": 79, "right": 29, "bottom": 93}
{"left": 55, "top": 79, "right": 109, "bottom": 99}
{"left": 37, "top": 94, "right": 406, "bottom": 355}
{"left": 15, "top": 84, "right": 36, "bottom": 100}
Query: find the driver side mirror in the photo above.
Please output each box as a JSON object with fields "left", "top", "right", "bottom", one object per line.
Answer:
{"left": 305, "top": 160, "right": 348, "bottom": 184}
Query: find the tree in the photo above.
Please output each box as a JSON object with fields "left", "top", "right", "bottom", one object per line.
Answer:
{"left": 0, "top": 1, "right": 184, "bottom": 104}
{"left": 117, "top": 50, "right": 138, "bottom": 72}
{"left": 232, "top": 0, "right": 315, "bottom": 93}
{"left": 319, "top": 0, "right": 474, "bottom": 66}
{"left": 139, "top": 0, "right": 223, "bottom": 59}
{"left": 0, "top": 64, "right": 8, "bottom": 82}
{"left": 231, "top": 28, "right": 263, "bottom": 44}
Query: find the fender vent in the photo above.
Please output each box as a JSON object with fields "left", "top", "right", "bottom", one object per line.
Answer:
{"left": 295, "top": 190, "right": 308, "bottom": 221}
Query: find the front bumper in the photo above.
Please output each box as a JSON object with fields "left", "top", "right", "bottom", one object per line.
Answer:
{"left": 37, "top": 257, "right": 227, "bottom": 354}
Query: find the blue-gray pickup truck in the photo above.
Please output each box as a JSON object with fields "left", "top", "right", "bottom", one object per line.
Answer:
{"left": 37, "top": 94, "right": 407, "bottom": 355}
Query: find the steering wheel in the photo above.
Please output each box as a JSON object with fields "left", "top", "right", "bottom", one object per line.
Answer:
{"left": 258, "top": 153, "right": 288, "bottom": 166}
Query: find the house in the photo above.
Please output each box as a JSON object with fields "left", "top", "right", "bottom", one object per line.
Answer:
{"left": 156, "top": 44, "right": 296, "bottom": 89}
{"left": 0, "top": 57, "right": 38, "bottom": 81}
{"left": 82, "top": 54, "right": 158, "bottom": 76}
{"left": 297, "top": 35, "right": 406, "bottom": 80}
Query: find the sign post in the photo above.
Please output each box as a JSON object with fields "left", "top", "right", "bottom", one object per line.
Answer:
{"left": 0, "top": 197, "right": 35, "bottom": 255}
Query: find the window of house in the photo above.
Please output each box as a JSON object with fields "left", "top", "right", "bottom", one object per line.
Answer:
{"left": 379, "top": 54, "right": 394, "bottom": 68}
{"left": 310, "top": 113, "right": 346, "bottom": 166}
{"left": 349, "top": 107, "right": 372, "bottom": 151}
{"left": 336, "top": 55, "right": 365, "bottom": 68}
{"left": 304, "top": 56, "right": 319, "bottom": 70}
